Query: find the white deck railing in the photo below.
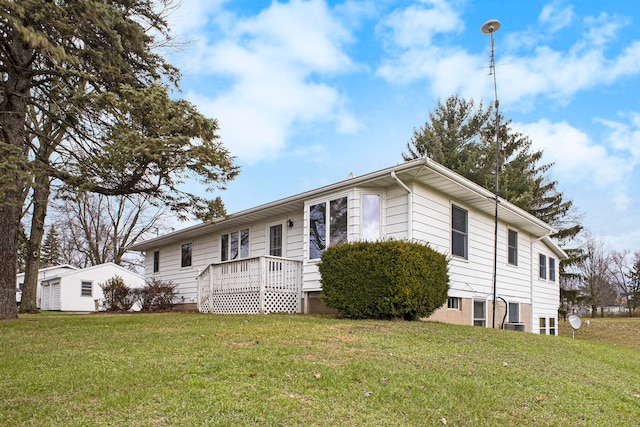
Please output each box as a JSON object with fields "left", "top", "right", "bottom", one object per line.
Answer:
{"left": 197, "top": 256, "right": 303, "bottom": 314}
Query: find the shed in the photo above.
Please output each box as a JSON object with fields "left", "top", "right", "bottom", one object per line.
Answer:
{"left": 39, "top": 263, "right": 145, "bottom": 312}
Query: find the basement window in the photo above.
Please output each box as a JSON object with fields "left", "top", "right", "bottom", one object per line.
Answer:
{"left": 447, "top": 297, "right": 461, "bottom": 310}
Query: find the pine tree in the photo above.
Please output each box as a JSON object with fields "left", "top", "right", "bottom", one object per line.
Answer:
{"left": 0, "top": 1, "right": 239, "bottom": 318}
{"left": 403, "top": 95, "right": 582, "bottom": 241}
{"left": 40, "top": 225, "right": 62, "bottom": 268}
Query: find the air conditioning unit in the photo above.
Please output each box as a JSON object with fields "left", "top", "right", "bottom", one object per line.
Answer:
{"left": 504, "top": 323, "right": 525, "bottom": 332}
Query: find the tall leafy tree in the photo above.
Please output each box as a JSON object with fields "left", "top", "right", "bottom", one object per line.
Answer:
{"left": 53, "top": 192, "right": 168, "bottom": 268}
{"left": 626, "top": 252, "right": 640, "bottom": 315}
{"left": 574, "top": 234, "right": 618, "bottom": 317}
{"left": 0, "top": 1, "right": 239, "bottom": 319}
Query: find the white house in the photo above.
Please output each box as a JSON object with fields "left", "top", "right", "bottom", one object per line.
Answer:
{"left": 38, "top": 262, "right": 145, "bottom": 312}
{"left": 130, "top": 158, "right": 567, "bottom": 334}
{"left": 16, "top": 264, "right": 78, "bottom": 307}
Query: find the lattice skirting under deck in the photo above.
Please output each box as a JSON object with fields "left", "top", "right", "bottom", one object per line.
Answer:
{"left": 200, "top": 291, "right": 300, "bottom": 314}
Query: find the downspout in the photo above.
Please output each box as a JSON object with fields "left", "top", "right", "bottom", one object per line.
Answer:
{"left": 391, "top": 171, "right": 413, "bottom": 241}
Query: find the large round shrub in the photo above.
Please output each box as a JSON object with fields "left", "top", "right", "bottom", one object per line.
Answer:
{"left": 319, "top": 240, "right": 449, "bottom": 320}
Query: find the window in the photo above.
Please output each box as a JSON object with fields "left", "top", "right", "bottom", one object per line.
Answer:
{"left": 221, "top": 234, "right": 229, "bottom": 262}
{"left": 362, "top": 194, "right": 381, "bottom": 241}
{"left": 153, "top": 251, "right": 160, "bottom": 273}
{"left": 539, "top": 317, "right": 547, "bottom": 334}
{"left": 539, "top": 254, "right": 547, "bottom": 279}
{"left": 269, "top": 224, "right": 283, "bottom": 257}
{"left": 473, "top": 300, "right": 486, "bottom": 326}
{"left": 508, "top": 302, "right": 520, "bottom": 323}
{"left": 240, "top": 229, "right": 249, "bottom": 258}
{"left": 451, "top": 205, "right": 468, "bottom": 259}
{"left": 221, "top": 229, "right": 250, "bottom": 261}
{"left": 549, "top": 257, "right": 556, "bottom": 282}
{"left": 508, "top": 229, "right": 518, "bottom": 266}
{"left": 81, "top": 281, "right": 92, "bottom": 297}
{"left": 447, "top": 297, "right": 461, "bottom": 310}
{"left": 181, "top": 243, "right": 192, "bottom": 267}
{"left": 549, "top": 318, "right": 556, "bottom": 336}
{"left": 309, "top": 196, "right": 348, "bottom": 259}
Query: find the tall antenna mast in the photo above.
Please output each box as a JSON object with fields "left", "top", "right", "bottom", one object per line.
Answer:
{"left": 481, "top": 19, "right": 501, "bottom": 329}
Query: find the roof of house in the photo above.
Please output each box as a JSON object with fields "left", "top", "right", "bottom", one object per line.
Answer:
{"left": 129, "top": 158, "right": 567, "bottom": 259}
{"left": 39, "top": 262, "right": 144, "bottom": 283}
{"left": 16, "top": 264, "right": 78, "bottom": 278}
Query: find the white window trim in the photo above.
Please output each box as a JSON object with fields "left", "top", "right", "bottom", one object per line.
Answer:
{"left": 181, "top": 242, "right": 193, "bottom": 268}
{"left": 305, "top": 192, "right": 350, "bottom": 261}
{"left": 447, "top": 297, "right": 461, "bottom": 310}
{"left": 451, "top": 203, "right": 469, "bottom": 260}
{"left": 507, "top": 228, "right": 518, "bottom": 267}
{"left": 81, "top": 281, "right": 92, "bottom": 297}
{"left": 539, "top": 253, "right": 547, "bottom": 280}
{"left": 220, "top": 228, "right": 251, "bottom": 262}
{"left": 361, "top": 193, "right": 382, "bottom": 242}
{"left": 266, "top": 219, "right": 287, "bottom": 258}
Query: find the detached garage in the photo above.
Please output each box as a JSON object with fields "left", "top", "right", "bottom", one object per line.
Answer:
{"left": 40, "top": 263, "right": 145, "bottom": 312}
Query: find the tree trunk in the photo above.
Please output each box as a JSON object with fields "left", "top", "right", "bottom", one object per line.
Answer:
{"left": 20, "top": 169, "right": 52, "bottom": 313}
{"left": 591, "top": 304, "right": 597, "bottom": 318}
{"left": 0, "top": 203, "right": 21, "bottom": 320}
{"left": 0, "top": 37, "right": 32, "bottom": 320}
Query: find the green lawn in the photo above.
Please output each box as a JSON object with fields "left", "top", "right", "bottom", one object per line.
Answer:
{"left": 1, "top": 312, "right": 639, "bottom": 426}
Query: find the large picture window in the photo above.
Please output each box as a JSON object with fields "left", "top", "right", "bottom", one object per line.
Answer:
{"left": 221, "top": 229, "right": 250, "bottom": 261}
{"left": 361, "top": 194, "right": 380, "bottom": 241}
{"left": 451, "top": 205, "right": 468, "bottom": 259}
{"left": 508, "top": 229, "right": 518, "bottom": 266}
{"left": 309, "top": 196, "right": 348, "bottom": 259}
{"left": 181, "top": 243, "right": 192, "bottom": 267}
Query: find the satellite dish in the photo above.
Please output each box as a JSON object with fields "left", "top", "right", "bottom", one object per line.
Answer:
{"left": 568, "top": 314, "right": 581, "bottom": 339}
{"left": 568, "top": 314, "right": 581, "bottom": 330}
{"left": 481, "top": 19, "right": 501, "bottom": 35}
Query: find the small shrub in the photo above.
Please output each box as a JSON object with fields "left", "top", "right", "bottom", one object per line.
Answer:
{"left": 138, "top": 278, "right": 177, "bottom": 311}
{"left": 100, "top": 275, "right": 136, "bottom": 311}
{"left": 319, "top": 240, "right": 449, "bottom": 320}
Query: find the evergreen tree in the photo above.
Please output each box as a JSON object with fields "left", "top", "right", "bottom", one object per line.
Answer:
{"left": 403, "top": 95, "right": 582, "bottom": 243}
{"left": 0, "top": 1, "right": 239, "bottom": 318}
{"left": 40, "top": 225, "right": 62, "bottom": 268}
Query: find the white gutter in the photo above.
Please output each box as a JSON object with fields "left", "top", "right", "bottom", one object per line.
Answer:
{"left": 391, "top": 171, "right": 413, "bottom": 240}
{"left": 424, "top": 158, "right": 557, "bottom": 235}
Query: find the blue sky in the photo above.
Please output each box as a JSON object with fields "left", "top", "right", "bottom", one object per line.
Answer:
{"left": 164, "top": 0, "right": 640, "bottom": 252}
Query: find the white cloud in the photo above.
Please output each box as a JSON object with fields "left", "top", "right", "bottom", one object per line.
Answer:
{"left": 376, "top": 0, "right": 463, "bottom": 49}
{"left": 598, "top": 112, "right": 640, "bottom": 164}
{"left": 376, "top": 2, "right": 640, "bottom": 109}
{"left": 516, "top": 119, "right": 635, "bottom": 211}
{"left": 538, "top": 1, "right": 574, "bottom": 33}
{"left": 169, "top": 0, "right": 360, "bottom": 163}
{"left": 582, "top": 13, "right": 629, "bottom": 48}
